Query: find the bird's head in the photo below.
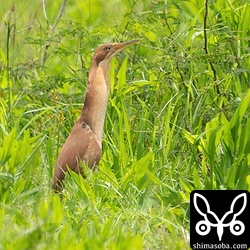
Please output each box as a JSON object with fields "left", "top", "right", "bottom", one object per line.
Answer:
{"left": 93, "top": 40, "right": 138, "bottom": 66}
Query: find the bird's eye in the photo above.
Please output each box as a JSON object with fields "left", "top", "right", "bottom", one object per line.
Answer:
{"left": 105, "top": 46, "right": 111, "bottom": 51}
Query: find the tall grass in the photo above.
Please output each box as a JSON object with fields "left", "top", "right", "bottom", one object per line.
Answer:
{"left": 0, "top": 0, "right": 249, "bottom": 249}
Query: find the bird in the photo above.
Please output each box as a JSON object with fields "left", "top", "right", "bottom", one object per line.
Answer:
{"left": 52, "top": 40, "right": 138, "bottom": 192}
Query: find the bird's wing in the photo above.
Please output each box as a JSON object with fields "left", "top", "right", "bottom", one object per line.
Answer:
{"left": 52, "top": 120, "right": 101, "bottom": 191}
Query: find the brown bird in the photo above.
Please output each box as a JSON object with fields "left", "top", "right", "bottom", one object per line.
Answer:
{"left": 52, "top": 40, "right": 138, "bottom": 192}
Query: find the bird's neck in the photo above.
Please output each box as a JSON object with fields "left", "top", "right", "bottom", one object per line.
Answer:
{"left": 80, "top": 60, "right": 110, "bottom": 145}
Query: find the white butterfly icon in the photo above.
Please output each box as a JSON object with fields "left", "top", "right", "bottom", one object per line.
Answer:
{"left": 193, "top": 193, "right": 247, "bottom": 241}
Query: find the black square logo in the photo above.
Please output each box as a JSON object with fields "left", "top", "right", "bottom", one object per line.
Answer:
{"left": 190, "top": 190, "right": 250, "bottom": 250}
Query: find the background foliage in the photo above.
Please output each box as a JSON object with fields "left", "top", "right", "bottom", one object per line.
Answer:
{"left": 0, "top": 0, "right": 249, "bottom": 249}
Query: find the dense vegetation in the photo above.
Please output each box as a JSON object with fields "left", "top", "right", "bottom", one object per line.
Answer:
{"left": 0, "top": 0, "right": 249, "bottom": 249}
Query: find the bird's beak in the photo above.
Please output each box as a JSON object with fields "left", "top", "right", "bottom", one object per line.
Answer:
{"left": 112, "top": 40, "right": 139, "bottom": 53}
{"left": 102, "top": 40, "right": 138, "bottom": 62}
